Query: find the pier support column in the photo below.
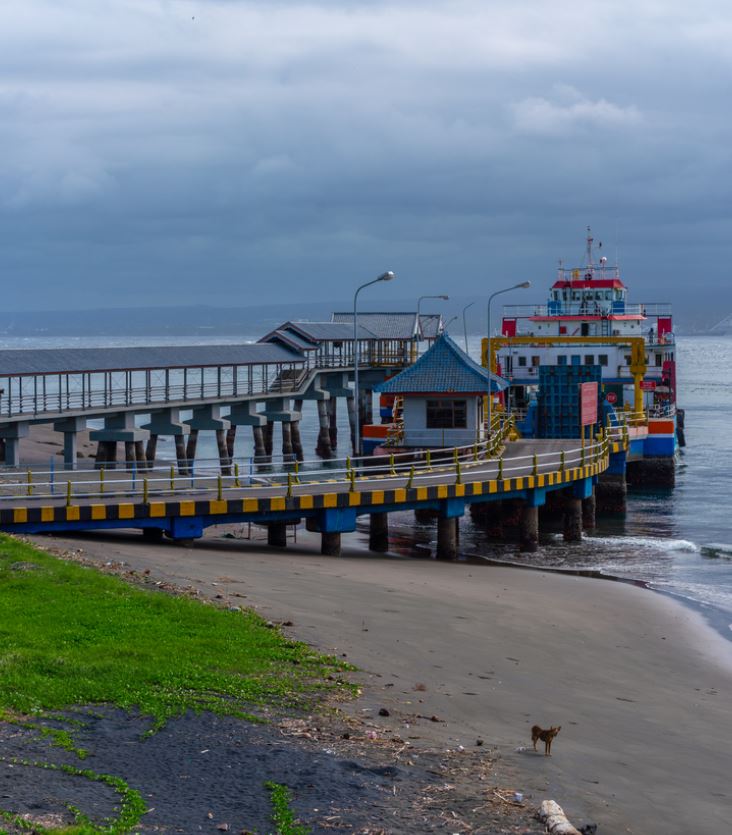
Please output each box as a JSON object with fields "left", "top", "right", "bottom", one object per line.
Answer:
{"left": 104, "top": 442, "right": 118, "bottom": 469}
{"left": 215, "top": 429, "right": 231, "bottom": 475}
{"left": 267, "top": 522, "right": 288, "bottom": 548}
{"left": 146, "top": 434, "right": 158, "bottom": 468}
{"left": 316, "top": 400, "right": 332, "bottom": 458}
{"left": 134, "top": 440, "right": 146, "bottom": 471}
{"left": 437, "top": 516, "right": 458, "bottom": 561}
{"left": 53, "top": 417, "right": 86, "bottom": 471}
{"left": 174, "top": 436, "right": 188, "bottom": 474}
{"left": 346, "top": 395, "right": 356, "bottom": 452}
{"left": 291, "top": 400, "right": 304, "bottom": 461}
{"left": 627, "top": 457, "right": 676, "bottom": 489}
{"left": 3, "top": 437, "right": 20, "bottom": 468}
{"left": 369, "top": 512, "right": 389, "bottom": 552}
{"left": 582, "top": 489, "right": 596, "bottom": 530}
{"left": 321, "top": 531, "right": 341, "bottom": 556}
{"left": 327, "top": 398, "right": 338, "bottom": 451}
{"left": 519, "top": 505, "right": 539, "bottom": 552}
{"left": 263, "top": 421, "right": 274, "bottom": 457}
{"left": 185, "top": 430, "right": 199, "bottom": 472}
{"left": 252, "top": 425, "right": 267, "bottom": 462}
{"left": 281, "top": 422, "right": 294, "bottom": 462}
{"left": 596, "top": 473, "right": 627, "bottom": 513}
{"left": 226, "top": 426, "right": 237, "bottom": 460}
{"left": 124, "top": 441, "right": 135, "bottom": 471}
{"left": 359, "top": 389, "right": 373, "bottom": 426}
{"left": 563, "top": 497, "right": 583, "bottom": 542}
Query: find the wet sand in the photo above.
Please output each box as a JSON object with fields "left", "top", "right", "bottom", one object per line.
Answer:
{"left": 31, "top": 525, "right": 732, "bottom": 835}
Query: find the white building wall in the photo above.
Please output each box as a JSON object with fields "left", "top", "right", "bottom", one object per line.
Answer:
{"left": 402, "top": 396, "right": 483, "bottom": 448}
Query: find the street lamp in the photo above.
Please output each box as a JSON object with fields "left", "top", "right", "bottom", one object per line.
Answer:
{"left": 416, "top": 294, "right": 449, "bottom": 341}
{"left": 486, "top": 281, "right": 531, "bottom": 443}
{"left": 462, "top": 301, "right": 475, "bottom": 353}
{"left": 353, "top": 271, "right": 396, "bottom": 457}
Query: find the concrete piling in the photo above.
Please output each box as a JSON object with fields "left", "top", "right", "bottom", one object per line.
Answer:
{"left": 226, "top": 426, "right": 237, "bottom": 459}
{"left": 563, "top": 496, "right": 583, "bottom": 542}
{"left": 321, "top": 531, "right": 341, "bottom": 556}
{"left": 252, "top": 425, "right": 267, "bottom": 462}
{"left": 267, "top": 522, "right": 288, "bottom": 547}
{"left": 263, "top": 421, "right": 274, "bottom": 457}
{"left": 291, "top": 400, "right": 305, "bottom": 461}
{"left": 281, "top": 422, "right": 294, "bottom": 461}
{"left": 216, "top": 429, "right": 231, "bottom": 475}
{"left": 369, "top": 512, "right": 389, "bottom": 552}
{"left": 327, "top": 398, "right": 338, "bottom": 450}
{"left": 582, "top": 488, "right": 596, "bottom": 529}
{"left": 346, "top": 395, "right": 356, "bottom": 452}
{"left": 174, "top": 436, "right": 188, "bottom": 475}
{"left": 315, "top": 400, "right": 332, "bottom": 458}
{"left": 596, "top": 473, "right": 627, "bottom": 513}
{"left": 185, "top": 430, "right": 199, "bottom": 473}
{"left": 519, "top": 504, "right": 539, "bottom": 552}
{"left": 134, "top": 440, "right": 146, "bottom": 471}
{"left": 437, "top": 515, "right": 458, "bottom": 560}
{"left": 146, "top": 434, "right": 158, "bottom": 468}
{"left": 124, "top": 441, "right": 135, "bottom": 471}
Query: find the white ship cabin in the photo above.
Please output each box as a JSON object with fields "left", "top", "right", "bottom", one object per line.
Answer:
{"left": 496, "top": 232, "right": 676, "bottom": 412}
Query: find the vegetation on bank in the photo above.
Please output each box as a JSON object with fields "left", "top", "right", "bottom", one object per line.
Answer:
{"left": 0, "top": 534, "right": 351, "bottom": 833}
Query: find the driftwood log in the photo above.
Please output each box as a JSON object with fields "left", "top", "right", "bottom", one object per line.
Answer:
{"left": 537, "top": 800, "right": 582, "bottom": 835}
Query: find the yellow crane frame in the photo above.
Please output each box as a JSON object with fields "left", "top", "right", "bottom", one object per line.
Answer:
{"left": 481, "top": 335, "right": 648, "bottom": 415}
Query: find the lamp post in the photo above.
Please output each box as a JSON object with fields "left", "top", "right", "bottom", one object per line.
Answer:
{"left": 462, "top": 301, "right": 475, "bottom": 353}
{"left": 353, "top": 271, "right": 396, "bottom": 457}
{"left": 486, "top": 282, "right": 531, "bottom": 442}
{"left": 416, "top": 294, "right": 449, "bottom": 341}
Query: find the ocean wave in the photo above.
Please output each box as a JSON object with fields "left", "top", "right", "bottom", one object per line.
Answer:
{"left": 585, "top": 535, "right": 699, "bottom": 553}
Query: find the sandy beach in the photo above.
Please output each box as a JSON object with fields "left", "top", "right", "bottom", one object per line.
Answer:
{"left": 29, "top": 524, "right": 732, "bottom": 835}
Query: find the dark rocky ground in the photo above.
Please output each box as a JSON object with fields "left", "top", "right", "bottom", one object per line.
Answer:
{"left": 0, "top": 705, "right": 545, "bottom": 834}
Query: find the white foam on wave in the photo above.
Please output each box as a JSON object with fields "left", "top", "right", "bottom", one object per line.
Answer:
{"left": 587, "top": 535, "right": 699, "bottom": 553}
{"left": 701, "top": 543, "right": 732, "bottom": 558}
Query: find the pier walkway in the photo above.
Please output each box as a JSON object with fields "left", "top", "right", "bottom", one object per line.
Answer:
{"left": 0, "top": 434, "right": 624, "bottom": 558}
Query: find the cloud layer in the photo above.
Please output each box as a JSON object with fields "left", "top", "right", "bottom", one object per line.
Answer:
{"left": 1, "top": 0, "right": 730, "bottom": 311}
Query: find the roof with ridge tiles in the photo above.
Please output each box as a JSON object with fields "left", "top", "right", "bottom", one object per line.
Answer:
{"left": 374, "top": 333, "right": 507, "bottom": 394}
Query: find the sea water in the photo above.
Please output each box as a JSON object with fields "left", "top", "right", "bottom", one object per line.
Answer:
{"left": 1, "top": 333, "right": 730, "bottom": 636}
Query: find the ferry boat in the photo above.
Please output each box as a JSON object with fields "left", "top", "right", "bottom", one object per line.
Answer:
{"left": 494, "top": 228, "right": 682, "bottom": 460}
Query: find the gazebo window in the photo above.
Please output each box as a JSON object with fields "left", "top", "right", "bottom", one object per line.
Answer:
{"left": 426, "top": 399, "right": 467, "bottom": 429}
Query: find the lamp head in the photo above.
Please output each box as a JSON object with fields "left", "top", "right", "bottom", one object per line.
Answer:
{"left": 517, "top": 281, "right": 531, "bottom": 289}
{"left": 378, "top": 271, "right": 396, "bottom": 282}
{"left": 438, "top": 294, "right": 449, "bottom": 300}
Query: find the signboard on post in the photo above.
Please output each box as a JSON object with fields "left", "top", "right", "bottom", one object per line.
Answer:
{"left": 580, "top": 382, "right": 598, "bottom": 426}
{"left": 640, "top": 380, "right": 656, "bottom": 391}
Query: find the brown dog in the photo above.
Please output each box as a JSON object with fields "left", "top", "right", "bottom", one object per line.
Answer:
{"left": 531, "top": 724, "right": 561, "bottom": 756}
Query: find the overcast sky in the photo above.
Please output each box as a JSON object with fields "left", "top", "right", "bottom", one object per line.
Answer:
{"left": 1, "top": 1, "right": 730, "bottom": 313}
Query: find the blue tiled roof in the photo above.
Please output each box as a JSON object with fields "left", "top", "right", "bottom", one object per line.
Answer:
{"left": 374, "top": 334, "right": 507, "bottom": 394}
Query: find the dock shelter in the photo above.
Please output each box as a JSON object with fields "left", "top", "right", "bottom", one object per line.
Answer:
{"left": 374, "top": 334, "right": 508, "bottom": 448}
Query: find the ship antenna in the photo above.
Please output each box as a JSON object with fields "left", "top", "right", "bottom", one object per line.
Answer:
{"left": 586, "top": 226, "right": 593, "bottom": 268}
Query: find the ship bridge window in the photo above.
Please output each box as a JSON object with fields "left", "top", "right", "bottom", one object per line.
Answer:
{"left": 557, "top": 355, "right": 567, "bottom": 365}
{"left": 585, "top": 355, "right": 595, "bottom": 365}
{"left": 599, "top": 354, "right": 609, "bottom": 366}
{"left": 531, "top": 356, "right": 540, "bottom": 367}
{"left": 518, "top": 356, "right": 527, "bottom": 367}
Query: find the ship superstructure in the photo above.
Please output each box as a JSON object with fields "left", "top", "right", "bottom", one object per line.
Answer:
{"left": 496, "top": 229, "right": 676, "bottom": 420}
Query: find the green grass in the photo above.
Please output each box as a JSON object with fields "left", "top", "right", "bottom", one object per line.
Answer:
{"left": 0, "top": 535, "right": 351, "bottom": 727}
{"left": 0, "top": 534, "right": 354, "bottom": 832}
{"left": 265, "top": 782, "right": 311, "bottom": 835}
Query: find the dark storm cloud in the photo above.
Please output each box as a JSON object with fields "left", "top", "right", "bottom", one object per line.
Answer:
{"left": 1, "top": 0, "right": 731, "bottom": 312}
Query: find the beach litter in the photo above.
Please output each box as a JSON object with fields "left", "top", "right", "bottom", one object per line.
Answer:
{"left": 536, "top": 799, "right": 582, "bottom": 835}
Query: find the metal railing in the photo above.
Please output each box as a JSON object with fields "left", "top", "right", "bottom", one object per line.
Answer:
{"left": 0, "top": 433, "right": 611, "bottom": 505}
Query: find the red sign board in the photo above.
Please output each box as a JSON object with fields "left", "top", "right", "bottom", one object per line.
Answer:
{"left": 605, "top": 391, "right": 617, "bottom": 404}
{"left": 580, "top": 382, "right": 598, "bottom": 426}
{"left": 640, "top": 380, "right": 656, "bottom": 391}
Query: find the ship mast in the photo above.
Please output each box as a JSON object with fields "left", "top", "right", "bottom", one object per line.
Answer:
{"left": 585, "top": 226, "right": 594, "bottom": 270}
